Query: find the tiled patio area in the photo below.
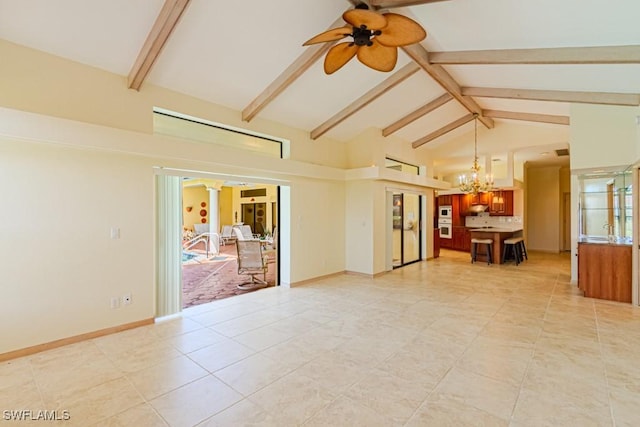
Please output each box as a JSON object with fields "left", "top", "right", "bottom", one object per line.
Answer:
{"left": 182, "top": 242, "right": 277, "bottom": 308}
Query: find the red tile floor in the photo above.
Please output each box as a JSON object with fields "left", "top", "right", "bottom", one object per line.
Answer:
{"left": 182, "top": 241, "right": 277, "bottom": 308}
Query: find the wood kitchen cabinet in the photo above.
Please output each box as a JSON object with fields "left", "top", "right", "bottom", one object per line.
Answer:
{"left": 438, "top": 195, "right": 453, "bottom": 205}
{"left": 440, "top": 235, "right": 452, "bottom": 249}
{"left": 488, "top": 190, "right": 514, "bottom": 216}
{"left": 433, "top": 228, "right": 440, "bottom": 258}
{"left": 459, "top": 194, "right": 471, "bottom": 217}
{"left": 451, "top": 226, "right": 471, "bottom": 252}
{"left": 471, "top": 192, "right": 490, "bottom": 206}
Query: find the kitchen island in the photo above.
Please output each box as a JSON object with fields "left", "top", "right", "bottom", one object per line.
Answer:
{"left": 468, "top": 227, "right": 522, "bottom": 264}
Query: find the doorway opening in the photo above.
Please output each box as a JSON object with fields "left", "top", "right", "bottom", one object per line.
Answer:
{"left": 180, "top": 178, "right": 279, "bottom": 308}
{"left": 392, "top": 192, "right": 422, "bottom": 268}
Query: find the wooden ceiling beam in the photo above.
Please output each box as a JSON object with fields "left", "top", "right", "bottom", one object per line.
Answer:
{"left": 483, "top": 110, "right": 570, "bottom": 125}
{"left": 128, "top": 0, "right": 191, "bottom": 91}
{"left": 412, "top": 113, "right": 474, "bottom": 148}
{"left": 429, "top": 45, "right": 640, "bottom": 65}
{"left": 370, "top": 0, "right": 451, "bottom": 7}
{"left": 402, "top": 44, "right": 494, "bottom": 129}
{"left": 311, "top": 63, "right": 421, "bottom": 140}
{"left": 462, "top": 87, "right": 640, "bottom": 106}
{"left": 383, "top": 93, "right": 452, "bottom": 136}
{"left": 242, "top": 16, "right": 345, "bottom": 122}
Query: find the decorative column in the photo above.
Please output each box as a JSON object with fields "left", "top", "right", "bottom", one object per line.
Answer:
{"left": 207, "top": 187, "right": 220, "bottom": 234}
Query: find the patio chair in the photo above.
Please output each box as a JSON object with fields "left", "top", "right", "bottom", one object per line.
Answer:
{"left": 233, "top": 224, "right": 258, "bottom": 241}
{"left": 220, "top": 225, "right": 237, "bottom": 245}
{"left": 235, "top": 240, "right": 269, "bottom": 290}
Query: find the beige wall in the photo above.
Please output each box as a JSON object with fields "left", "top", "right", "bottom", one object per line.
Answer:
{"left": 183, "top": 186, "right": 210, "bottom": 231}
{"left": 219, "top": 187, "right": 233, "bottom": 227}
{"left": 570, "top": 104, "right": 640, "bottom": 171}
{"left": 526, "top": 166, "right": 561, "bottom": 252}
{"left": 0, "top": 109, "right": 350, "bottom": 354}
{"left": 0, "top": 39, "right": 349, "bottom": 169}
{"left": 345, "top": 180, "right": 374, "bottom": 274}
{"left": 0, "top": 138, "right": 155, "bottom": 353}
{"left": 0, "top": 40, "right": 356, "bottom": 354}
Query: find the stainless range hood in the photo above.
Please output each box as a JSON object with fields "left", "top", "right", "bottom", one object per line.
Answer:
{"left": 467, "top": 204, "right": 489, "bottom": 214}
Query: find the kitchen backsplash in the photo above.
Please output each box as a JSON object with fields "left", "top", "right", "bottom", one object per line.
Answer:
{"left": 465, "top": 213, "right": 523, "bottom": 230}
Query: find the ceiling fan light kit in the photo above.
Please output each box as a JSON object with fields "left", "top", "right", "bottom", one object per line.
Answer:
{"left": 303, "top": 3, "right": 426, "bottom": 74}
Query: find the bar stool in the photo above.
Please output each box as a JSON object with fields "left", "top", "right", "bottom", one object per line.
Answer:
{"left": 519, "top": 239, "right": 528, "bottom": 261}
{"left": 471, "top": 238, "right": 493, "bottom": 265}
{"left": 502, "top": 237, "right": 524, "bottom": 265}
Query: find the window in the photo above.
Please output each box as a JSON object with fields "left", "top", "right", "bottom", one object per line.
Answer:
{"left": 241, "top": 188, "right": 267, "bottom": 198}
{"left": 385, "top": 157, "right": 419, "bottom": 175}
{"left": 153, "top": 108, "right": 285, "bottom": 158}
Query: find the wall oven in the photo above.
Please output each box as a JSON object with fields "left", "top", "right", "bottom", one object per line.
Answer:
{"left": 438, "top": 218, "right": 452, "bottom": 239}
{"left": 439, "top": 205, "right": 452, "bottom": 219}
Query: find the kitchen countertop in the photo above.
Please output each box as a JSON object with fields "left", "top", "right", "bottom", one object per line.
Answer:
{"left": 579, "top": 236, "right": 632, "bottom": 246}
{"left": 468, "top": 227, "right": 522, "bottom": 233}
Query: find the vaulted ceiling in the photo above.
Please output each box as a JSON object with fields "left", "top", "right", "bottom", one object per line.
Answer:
{"left": 1, "top": 0, "right": 639, "bottom": 176}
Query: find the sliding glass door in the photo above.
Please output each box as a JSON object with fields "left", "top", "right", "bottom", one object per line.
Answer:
{"left": 392, "top": 192, "right": 422, "bottom": 268}
{"left": 403, "top": 193, "right": 420, "bottom": 264}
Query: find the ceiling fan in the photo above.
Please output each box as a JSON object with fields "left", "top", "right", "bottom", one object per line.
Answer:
{"left": 303, "top": 3, "right": 426, "bottom": 74}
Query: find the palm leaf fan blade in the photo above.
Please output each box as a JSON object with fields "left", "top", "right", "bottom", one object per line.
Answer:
{"left": 342, "top": 8, "right": 387, "bottom": 30}
{"left": 303, "top": 26, "right": 353, "bottom": 46}
{"left": 357, "top": 39, "right": 397, "bottom": 72}
{"left": 324, "top": 42, "right": 358, "bottom": 74}
{"left": 375, "top": 13, "right": 427, "bottom": 47}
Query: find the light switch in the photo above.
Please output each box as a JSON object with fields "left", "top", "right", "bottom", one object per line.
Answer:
{"left": 110, "top": 227, "right": 120, "bottom": 239}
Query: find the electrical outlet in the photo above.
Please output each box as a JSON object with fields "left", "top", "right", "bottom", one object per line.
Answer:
{"left": 123, "top": 293, "right": 132, "bottom": 305}
{"left": 110, "top": 297, "right": 120, "bottom": 309}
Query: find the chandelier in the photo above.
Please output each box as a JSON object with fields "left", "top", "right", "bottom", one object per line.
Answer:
{"left": 459, "top": 114, "right": 493, "bottom": 195}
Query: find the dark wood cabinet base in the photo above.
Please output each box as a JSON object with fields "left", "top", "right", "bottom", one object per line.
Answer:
{"left": 578, "top": 242, "right": 631, "bottom": 303}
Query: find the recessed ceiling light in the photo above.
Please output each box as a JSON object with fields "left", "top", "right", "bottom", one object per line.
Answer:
{"left": 540, "top": 152, "right": 550, "bottom": 156}
{"left": 492, "top": 158, "right": 501, "bottom": 162}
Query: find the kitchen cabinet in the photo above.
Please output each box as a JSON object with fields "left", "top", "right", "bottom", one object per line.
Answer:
{"left": 471, "top": 192, "right": 490, "bottom": 206}
{"left": 488, "top": 190, "right": 514, "bottom": 216}
{"left": 450, "top": 226, "right": 471, "bottom": 252}
{"left": 440, "top": 235, "right": 452, "bottom": 249}
{"left": 451, "top": 195, "right": 463, "bottom": 226}
{"left": 459, "top": 194, "right": 471, "bottom": 217}
{"left": 578, "top": 242, "right": 631, "bottom": 303}
{"left": 433, "top": 228, "right": 440, "bottom": 258}
{"left": 438, "top": 195, "right": 453, "bottom": 205}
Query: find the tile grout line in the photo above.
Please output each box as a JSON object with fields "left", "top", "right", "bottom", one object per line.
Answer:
{"left": 593, "top": 300, "right": 617, "bottom": 427}
{"left": 506, "top": 271, "right": 558, "bottom": 425}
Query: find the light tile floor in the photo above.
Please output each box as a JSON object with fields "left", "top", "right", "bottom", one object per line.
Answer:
{"left": 3, "top": 250, "right": 640, "bottom": 426}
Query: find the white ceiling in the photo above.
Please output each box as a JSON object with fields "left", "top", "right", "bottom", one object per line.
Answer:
{"left": 1, "top": 0, "right": 639, "bottom": 176}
